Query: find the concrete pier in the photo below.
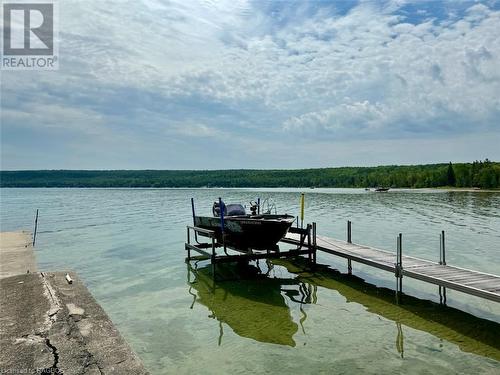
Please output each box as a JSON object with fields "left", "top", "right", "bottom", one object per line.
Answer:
{"left": 0, "top": 231, "right": 37, "bottom": 278}
{"left": 0, "top": 232, "right": 149, "bottom": 374}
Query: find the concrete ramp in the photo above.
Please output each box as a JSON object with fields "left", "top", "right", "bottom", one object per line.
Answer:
{"left": 0, "top": 231, "right": 149, "bottom": 374}
{"left": 0, "top": 272, "right": 149, "bottom": 374}
{"left": 0, "top": 231, "right": 37, "bottom": 278}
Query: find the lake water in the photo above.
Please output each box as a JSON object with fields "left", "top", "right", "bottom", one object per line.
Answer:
{"left": 1, "top": 188, "right": 499, "bottom": 374}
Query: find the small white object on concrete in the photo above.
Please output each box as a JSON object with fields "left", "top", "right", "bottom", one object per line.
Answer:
{"left": 65, "top": 273, "right": 73, "bottom": 284}
{"left": 66, "top": 303, "right": 85, "bottom": 316}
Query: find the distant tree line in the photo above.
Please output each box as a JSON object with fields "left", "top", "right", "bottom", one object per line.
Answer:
{"left": 1, "top": 160, "right": 499, "bottom": 189}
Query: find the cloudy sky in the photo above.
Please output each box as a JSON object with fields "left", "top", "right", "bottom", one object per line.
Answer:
{"left": 1, "top": 0, "right": 500, "bottom": 169}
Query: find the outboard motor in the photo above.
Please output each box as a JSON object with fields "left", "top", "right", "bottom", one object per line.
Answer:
{"left": 212, "top": 201, "right": 226, "bottom": 217}
{"left": 226, "top": 204, "right": 246, "bottom": 216}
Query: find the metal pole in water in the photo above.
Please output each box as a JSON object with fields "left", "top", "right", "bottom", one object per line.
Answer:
{"left": 441, "top": 230, "right": 446, "bottom": 265}
{"left": 219, "top": 197, "right": 226, "bottom": 255}
{"left": 441, "top": 230, "right": 447, "bottom": 305}
{"left": 347, "top": 220, "right": 352, "bottom": 243}
{"left": 307, "top": 224, "right": 312, "bottom": 262}
{"left": 257, "top": 197, "right": 260, "bottom": 215}
{"left": 399, "top": 233, "right": 403, "bottom": 303}
{"left": 191, "top": 198, "right": 196, "bottom": 225}
{"left": 219, "top": 197, "right": 225, "bottom": 233}
{"left": 395, "top": 233, "right": 403, "bottom": 304}
{"left": 300, "top": 193, "right": 305, "bottom": 229}
{"left": 347, "top": 220, "right": 352, "bottom": 274}
{"left": 212, "top": 237, "right": 216, "bottom": 281}
{"left": 33, "top": 209, "right": 39, "bottom": 247}
{"left": 439, "top": 232, "right": 442, "bottom": 303}
{"left": 312, "top": 222, "right": 317, "bottom": 265}
{"left": 186, "top": 227, "right": 191, "bottom": 261}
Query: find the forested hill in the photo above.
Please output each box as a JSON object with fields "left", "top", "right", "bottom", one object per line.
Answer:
{"left": 1, "top": 160, "right": 499, "bottom": 189}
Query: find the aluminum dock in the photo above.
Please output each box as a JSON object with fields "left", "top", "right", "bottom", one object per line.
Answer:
{"left": 281, "top": 223, "right": 500, "bottom": 304}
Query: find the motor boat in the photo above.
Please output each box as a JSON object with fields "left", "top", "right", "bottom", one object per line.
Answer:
{"left": 194, "top": 200, "right": 295, "bottom": 251}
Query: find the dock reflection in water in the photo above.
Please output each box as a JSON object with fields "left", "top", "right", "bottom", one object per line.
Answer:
{"left": 187, "top": 261, "right": 316, "bottom": 347}
{"left": 188, "top": 258, "right": 500, "bottom": 361}
{"left": 276, "top": 257, "right": 500, "bottom": 361}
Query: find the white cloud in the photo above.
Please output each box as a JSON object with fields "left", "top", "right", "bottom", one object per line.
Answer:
{"left": 169, "top": 123, "right": 227, "bottom": 138}
{"left": 1, "top": 0, "right": 500, "bottom": 168}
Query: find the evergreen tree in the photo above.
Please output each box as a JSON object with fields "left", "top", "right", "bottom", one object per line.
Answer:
{"left": 447, "top": 162, "right": 456, "bottom": 186}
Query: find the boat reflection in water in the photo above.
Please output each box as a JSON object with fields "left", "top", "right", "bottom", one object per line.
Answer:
{"left": 186, "top": 261, "right": 317, "bottom": 347}
{"left": 187, "top": 258, "right": 500, "bottom": 361}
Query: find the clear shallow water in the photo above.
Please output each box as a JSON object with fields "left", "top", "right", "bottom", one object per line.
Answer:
{"left": 1, "top": 188, "right": 499, "bottom": 374}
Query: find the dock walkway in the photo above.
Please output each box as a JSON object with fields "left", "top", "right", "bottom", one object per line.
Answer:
{"left": 282, "top": 232, "right": 500, "bottom": 303}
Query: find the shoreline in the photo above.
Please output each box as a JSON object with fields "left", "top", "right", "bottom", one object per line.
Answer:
{"left": 1, "top": 186, "right": 499, "bottom": 192}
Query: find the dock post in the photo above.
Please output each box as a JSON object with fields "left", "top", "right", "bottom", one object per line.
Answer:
{"left": 186, "top": 227, "right": 191, "bottom": 261}
{"left": 347, "top": 220, "right": 352, "bottom": 243}
{"left": 395, "top": 233, "right": 403, "bottom": 304}
{"left": 211, "top": 237, "right": 216, "bottom": 281}
{"left": 439, "top": 231, "right": 447, "bottom": 305}
{"left": 347, "top": 221, "right": 352, "bottom": 274}
{"left": 33, "top": 209, "right": 39, "bottom": 246}
{"left": 307, "top": 224, "right": 312, "bottom": 263}
{"left": 300, "top": 193, "right": 305, "bottom": 229}
{"left": 441, "top": 230, "right": 446, "bottom": 266}
{"left": 191, "top": 198, "right": 196, "bottom": 224}
{"left": 312, "top": 222, "right": 317, "bottom": 265}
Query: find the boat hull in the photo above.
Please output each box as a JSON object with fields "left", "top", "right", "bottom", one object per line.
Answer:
{"left": 194, "top": 215, "right": 295, "bottom": 251}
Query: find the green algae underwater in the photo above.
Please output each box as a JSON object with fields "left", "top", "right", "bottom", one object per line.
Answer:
{"left": 188, "top": 258, "right": 500, "bottom": 362}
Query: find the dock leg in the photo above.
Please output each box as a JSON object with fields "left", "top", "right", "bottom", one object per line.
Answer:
{"left": 307, "top": 224, "right": 312, "bottom": 263}
{"left": 347, "top": 259, "right": 352, "bottom": 275}
{"left": 439, "top": 231, "right": 447, "bottom": 305}
{"left": 312, "top": 222, "right": 317, "bottom": 266}
{"left": 347, "top": 220, "right": 352, "bottom": 243}
{"left": 211, "top": 237, "right": 216, "bottom": 281}
{"left": 395, "top": 233, "right": 403, "bottom": 304}
{"left": 186, "top": 227, "right": 191, "bottom": 261}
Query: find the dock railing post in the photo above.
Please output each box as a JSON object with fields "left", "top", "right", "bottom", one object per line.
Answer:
{"left": 441, "top": 230, "right": 446, "bottom": 266}
{"left": 307, "top": 224, "right": 312, "bottom": 262}
{"left": 312, "top": 222, "right": 317, "bottom": 265}
{"left": 395, "top": 233, "right": 403, "bottom": 304}
{"left": 347, "top": 221, "right": 352, "bottom": 274}
{"left": 439, "top": 230, "right": 447, "bottom": 305}
{"left": 211, "top": 236, "right": 216, "bottom": 281}
{"left": 191, "top": 198, "right": 196, "bottom": 224}
{"left": 347, "top": 220, "right": 352, "bottom": 243}
{"left": 186, "top": 227, "right": 191, "bottom": 261}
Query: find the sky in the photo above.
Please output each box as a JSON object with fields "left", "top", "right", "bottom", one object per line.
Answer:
{"left": 1, "top": 0, "right": 500, "bottom": 170}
